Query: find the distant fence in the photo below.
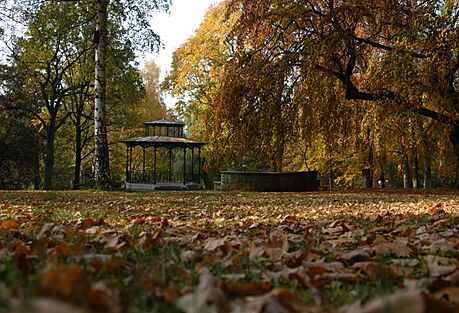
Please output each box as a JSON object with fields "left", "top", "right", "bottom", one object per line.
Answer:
{"left": 218, "top": 171, "right": 320, "bottom": 192}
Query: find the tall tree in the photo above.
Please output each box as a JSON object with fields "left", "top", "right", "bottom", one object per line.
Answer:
{"left": 11, "top": 1, "right": 92, "bottom": 189}
{"left": 139, "top": 59, "right": 168, "bottom": 122}
{"left": 56, "top": 0, "right": 171, "bottom": 189}
{"left": 222, "top": 0, "right": 459, "bottom": 185}
{"left": 93, "top": 0, "right": 110, "bottom": 189}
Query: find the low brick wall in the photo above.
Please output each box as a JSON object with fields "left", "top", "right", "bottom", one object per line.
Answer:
{"left": 219, "top": 171, "right": 320, "bottom": 192}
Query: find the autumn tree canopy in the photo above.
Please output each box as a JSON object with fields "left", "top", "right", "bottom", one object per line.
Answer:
{"left": 167, "top": 0, "right": 459, "bottom": 188}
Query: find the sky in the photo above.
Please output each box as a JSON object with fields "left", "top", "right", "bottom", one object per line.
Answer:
{"left": 149, "top": 0, "right": 222, "bottom": 108}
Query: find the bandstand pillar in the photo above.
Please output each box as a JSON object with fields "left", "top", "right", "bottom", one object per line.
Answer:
{"left": 153, "top": 146, "right": 157, "bottom": 184}
{"left": 198, "top": 147, "right": 202, "bottom": 184}
{"left": 168, "top": 146, "right": 172, "bottom": 181}
{"left": 191, "top": 147, "right": 195, "bottom": 182}
{"left": 142, "top": 146, "right": 146, "bottom": 181}
{"left": 125, "top": 146, "right": 129, "bottom": 183}
{"left": 183, "top": 147, "right": 187, "bottom": 184}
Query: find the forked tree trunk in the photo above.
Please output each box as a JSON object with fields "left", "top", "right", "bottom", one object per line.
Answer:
{"left": 93, "top": 0, "right": 110, "bottom": 189}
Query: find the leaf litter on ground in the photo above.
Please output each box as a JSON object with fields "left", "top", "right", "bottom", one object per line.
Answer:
{"left": 0, "top": 189, "right": 458, "bottom": 312}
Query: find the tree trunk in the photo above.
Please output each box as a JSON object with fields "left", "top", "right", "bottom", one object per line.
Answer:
{"left": 362, "top": 169, "right": 373, "bottom": 189}
{"left": 33, "top": 147, "right": 40, "bottom": 190}
{"left": 93, "top": 0, "right": 111, "bottom": 189}
{"left": 401, "top": 145, "right": 412, "bottom": 189}
{"left": 412, "top": 150, "right": 419, "bottom": 189}
{"left": 44, "top": 127, "right": 55, "bottom": 190}
{"left": 73, "top": 119, "right": 82, "bottom": 190}
{"left": 450, "top": 125, "right": 459, "bottom": 189}
{"left": 417, "top": 119, "right": 432, "bottom": 188}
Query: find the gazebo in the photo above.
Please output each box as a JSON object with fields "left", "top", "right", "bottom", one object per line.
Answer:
{"left": 122, "top": 119, "right": 205, "bottom": 191}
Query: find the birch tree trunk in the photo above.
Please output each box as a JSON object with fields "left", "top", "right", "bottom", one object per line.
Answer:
{"left": 93, "top": 0, "right": 111, "bottom": 189}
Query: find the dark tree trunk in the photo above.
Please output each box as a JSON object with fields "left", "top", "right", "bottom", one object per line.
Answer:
{"left": 450, "top": 125, "right": 459, "bottom": 189}
{"left": 417, "top": 119, "right": 432, "bottom": 188}
{"left": 362, "top": 169, "right": 373, "bottom": 188}
{"left": 33, "top": 148, "right": 40, "bottom": 190}
{"left": 401, "top": 145, "right": 412, "bottom": 189}
{"left": 44, "top": 127, "right": 55, "bottom": 190}
{"left": 73, "top": 120, "right": 82, "bottom": 190}
{"left": 328, "top": 172, "right": 334, "bottom": 191}
{"left": 412, "top": 150, "right": 420, "bottom": 189}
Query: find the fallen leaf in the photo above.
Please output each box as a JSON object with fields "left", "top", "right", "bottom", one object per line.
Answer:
{"left": 340, "top": 248, "right": 373, "bottom": 264}
{"left": 424, "top": 255, "right": 458, "bottom": 277}
{"left": 177, "top": 271, "right": 230, "bottom": 313}
{"left": 221, "top": 281, "right": 272, "bottom": 297}
{"left": 39, "top": 265, "right": 89, "bottom": 303}
{"left": 374, "top": 242, "right": 413, "bottom": 257}
{"left": 1, "top": 220, "right": 19, "bottom": 230}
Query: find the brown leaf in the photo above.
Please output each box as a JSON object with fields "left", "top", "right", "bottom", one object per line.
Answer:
{"left": 374, "top": 242, "right": 413, "bottom": 257}
{"left": 88, "top": 284, "right": 109, "bottom": 312}
{"left": 424, "top": 255, "right": 458, "bottom": 277}
{"left": 1, "top": 220, "right": 19, "bottom": 230}
{"left": 11, "top": 298, "right": 85, "bottom": 313}
{"left": 353, "top": 262, "right": 397, "bottom": 281}
{"left": 13, "top": 242, "right": 30, "bottom": 275}
{"left": 349, "top": 290, "right": 425, "bottom": 313}
{"left": 177, "top": 271, "right": 230, "bottom": 313}
{"left": 36, "top": 222, "right": 54, "bottom": 240}
{"left": 340, "top": 248, "right": 373, "bottom": 264}
{"left": 104, "top": 235, "right": 126, "bottom": 250}
{"left": 432, "top": 286, "right": 459, "bottom": 305}
{"left": 39, "top": 265, "right": 89, "bottom": 303}
{"left": 221, "top": 281, "right": 272, "bottom": 297}
{"left": 204, "top": 238, "right": 228, "bottom": 252}
{"left": 445, "top": 269, "right": 459, "bottom": 284}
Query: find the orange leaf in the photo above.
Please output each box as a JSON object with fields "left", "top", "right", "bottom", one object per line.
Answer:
{"left": 221, "top": 281, "right": 272, "bottom": 297}
{"left": 39, "top": 265, "right": 89, "bottom": 303}
{"left": 88, "top": 287, "right": 109, "bottom": 312}
{"left": 1, "top": 220, "right": 19, "bottom": 229}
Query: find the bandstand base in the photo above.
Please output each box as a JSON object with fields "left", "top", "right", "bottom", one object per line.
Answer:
{"left": 125, "top": 182, "right": 201, "bottom": 191}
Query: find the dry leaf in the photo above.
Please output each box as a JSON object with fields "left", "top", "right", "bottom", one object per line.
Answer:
{"left": 374, "top": 242, "right": 413, "bottom": 257}
{"left": 1, "top": 220, "right": 19, "bottom": 230}
{"left": 221, "top": 281, "right": 272, "bottom": 297}
{"left": 424, "top": 255, "right": 458, "bottom": 277}
{"left": 177, "top": 271, "right": 230, "bottom": 313}
{"left": 340, "top": 248, "right": 373, "bottom": 264}
{"left": 204, "top": 238, "right": 228, "bottom": 252}
{"left": 39, "top": 265, "right": 89, "bottom": 303}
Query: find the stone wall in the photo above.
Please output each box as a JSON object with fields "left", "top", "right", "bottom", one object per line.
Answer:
{"left": 218, "top": 171, "right": 320, "bottom": 192}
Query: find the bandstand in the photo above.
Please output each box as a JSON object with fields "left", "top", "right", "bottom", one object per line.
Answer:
{"left": 122, "top": 119, "right": 205, "bottom": 191}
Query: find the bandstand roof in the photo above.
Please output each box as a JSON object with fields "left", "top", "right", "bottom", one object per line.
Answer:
{"left": 143, "top": 119, "right": 186, "bottom": 127}
{"left": 122, "top": 136, "right": 205, "bottom": 147}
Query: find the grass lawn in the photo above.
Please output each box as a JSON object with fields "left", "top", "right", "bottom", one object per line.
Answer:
{"left": 0, "top": 189, "right": 458, "bottom": 312}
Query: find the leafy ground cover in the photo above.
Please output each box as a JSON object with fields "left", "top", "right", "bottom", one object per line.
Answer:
{"left": 0, "top": 189, "right": 459, "bottom": 312}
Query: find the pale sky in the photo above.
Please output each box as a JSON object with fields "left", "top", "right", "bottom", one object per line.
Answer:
{"left": 149, "top": 0, "right": 222, "bottom": 108}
